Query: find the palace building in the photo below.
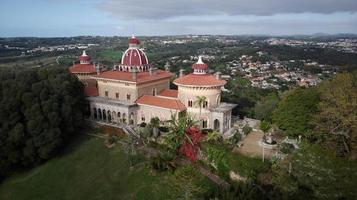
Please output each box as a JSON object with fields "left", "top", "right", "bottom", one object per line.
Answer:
{"left": 69, "top": 35, "right": 236, "bottom": 134}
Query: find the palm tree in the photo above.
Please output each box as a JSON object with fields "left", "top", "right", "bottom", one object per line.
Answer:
{"left": 165, "top": 112, "right": 197, "bottom": 153}
{"left": 194, "top": 96, "right": 206, "bottom": 127}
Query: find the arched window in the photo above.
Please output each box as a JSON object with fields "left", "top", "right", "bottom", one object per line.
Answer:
{"left": 202, "top": 119, "right": 208, "bottom": 128}
{"left": 214, "top": 119, "right": 220, "bottom": 131}
{"left": 129, "top": 112, "right": 134, "bottom": 125}
{"left": 203, "top": 100, "right": 208, "bottom": 108}
{"left": 152, "top": 88, "right": 157, "bottom": 96}
{"left": 188, "top": 100, "right": 193, "bottom": 107}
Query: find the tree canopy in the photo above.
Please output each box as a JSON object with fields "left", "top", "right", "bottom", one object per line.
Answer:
{"left": 272, "top": 87, "right": 319, "bottom": 137}
{"left": 312, "top": 72, "right": 357, "bottom": 158}
{"left": 272, "top": 144, "right": 357, "bottom": 199}
{"left": 0, "top": 67, "right": 87, "bottom": 179}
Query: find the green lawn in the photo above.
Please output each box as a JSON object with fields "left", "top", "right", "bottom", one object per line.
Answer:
{"left": 0, "top": 134, "right": 213, "bottom": 200}
{"left": 96, "top": 49, "right": 123, "bottom": 61}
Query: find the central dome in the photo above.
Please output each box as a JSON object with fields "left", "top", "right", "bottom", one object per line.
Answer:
{"left": 116, "top": 35, "right": 150, "bottom": 72}
{"left": 121, "top": 48, "right": 148, "bottom": 66}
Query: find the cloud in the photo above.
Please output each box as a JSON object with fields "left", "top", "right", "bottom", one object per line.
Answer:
{"left": 100, "top": 0, "right": 357, "bottom": 20}
{"left": 107, "top": 12, "right": 357, "bottom": 36}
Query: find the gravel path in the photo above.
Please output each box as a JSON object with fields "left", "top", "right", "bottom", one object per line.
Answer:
{"left": 235, "top": 131, "right": 276, "bottom": 159}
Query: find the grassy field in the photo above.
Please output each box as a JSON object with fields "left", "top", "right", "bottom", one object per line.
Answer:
{"left": 96, "top": 49, "right": 123, "bottom": 61}
{"left": 0, "top": 56, "right": 59, "bottom": 68}
{"left": 0, "top": 133, "right": 214, "bottom": 200}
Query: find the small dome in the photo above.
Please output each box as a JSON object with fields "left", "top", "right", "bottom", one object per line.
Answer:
{"left": 192, "top": 56, "right": 208, "bottom": 70}
{"left": 129, "top": 34, "right": 140, "bottom": 45}
{"left": 79, "top": 50, "right": 91, "bottom": 64}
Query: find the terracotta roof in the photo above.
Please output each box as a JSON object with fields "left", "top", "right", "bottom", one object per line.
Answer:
{"left": 174, "top": 73, "right": 226, "bottom": 86}
{"left": 95, "top": 69, "right": 173, "bottom": 83}
{"left": 137, "top": 95, "right": 186, "bottom": 111}
{"left": 69, "top": 64, "right": 97, "bottom": 73}
{"left": 158, "top": 89, "right": 178, "bottom": 98}
{"left": 84, "top": 86, "right": 99, "bottom": 96}
{"left": 122, "top": 48, "right": 148, "bottom": 66}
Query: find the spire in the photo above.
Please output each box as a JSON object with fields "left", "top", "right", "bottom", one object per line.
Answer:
{"left": 82, "top": 50, "right": 87, "bottom": 57}
{"left": 196, "top": 56, "right": 204, "bottom": 64}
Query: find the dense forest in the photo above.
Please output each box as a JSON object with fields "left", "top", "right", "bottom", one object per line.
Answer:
{"left": 0, "top": 67, "right": 87, "bottom": 179}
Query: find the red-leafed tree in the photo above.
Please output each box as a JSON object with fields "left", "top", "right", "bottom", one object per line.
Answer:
{"left": 179, "top": 127, "right": 204, "bottom": 161}
{"left": 165, "top": 112, "right": 204, "bottom": 161}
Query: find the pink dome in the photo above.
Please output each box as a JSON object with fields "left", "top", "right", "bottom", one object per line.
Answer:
{"left": 79, "top": 50, "right": 91, "bottom": 62}
{"left": 121, "top": 48, "right": 148, "bottom": 66}
{"left": 192, "top": 56, "right": 208, "bottom": 70}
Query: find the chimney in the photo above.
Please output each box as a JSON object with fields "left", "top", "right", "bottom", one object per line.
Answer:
{"left": 179, "top": 69, "right": 185, "bottom": 77}
{"left": 215, "top": 71, "right": 222, "bottom": 80}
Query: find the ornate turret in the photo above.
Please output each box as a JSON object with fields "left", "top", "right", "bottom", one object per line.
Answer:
{"left": 192, "top": 56, "right": 208, "bottom": 74}
{"left": 79, "top": 50, "right": 91, "bottom": 64}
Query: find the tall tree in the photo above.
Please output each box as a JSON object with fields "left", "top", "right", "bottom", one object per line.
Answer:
{"left": 0, "top": 67, "right": 87, "bottom": 179}
{"left": 272, "top": 87, "right": 319, "bottom": 137}
{"left": 312, "top": 72, "right": 357, "bottom": 158}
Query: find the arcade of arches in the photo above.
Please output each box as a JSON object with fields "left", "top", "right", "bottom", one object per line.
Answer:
{"left": 92, "top": 107, "right": 135, "bottom": 125}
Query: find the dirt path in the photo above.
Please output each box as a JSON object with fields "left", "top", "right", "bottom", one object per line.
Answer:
{"left": 235, "top": 131, "right": 276, "bottom": 158}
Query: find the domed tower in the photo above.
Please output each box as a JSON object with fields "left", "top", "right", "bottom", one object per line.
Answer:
{"left": 174, "top": 56, "right": 226, "bottom": 126}
{"left": 115, "top": 35, "right": 150, "bottom": 72}
{"left": 69, "top": 50, "right": 97, "bottom": 79}
{"left": 79, "top": 50, "right": 91, "bottom": 64}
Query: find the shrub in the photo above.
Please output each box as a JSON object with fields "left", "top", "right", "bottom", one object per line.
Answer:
{"left": 139, "top": 122, "right": 147, "bottom": 127}
{"left": 260, "top": 121, "right": 271, "bottom": 133}
{"left": 280, "top": 143, "right": 295, "bottom": 154}
{"left": 206, "top": 131, "right": 222, "bottom": 143}
{"left": 206, "top": 146, "right": 229, "bottom": 177}
{"left": 242, "top": 125, "right": 253, "bottom": 135}
{"left": 209, "top": 181, "right": 266, "bottom": 200}
{"left": 151, "top": 154, "right": 176, "bottom": 172}
{"left": 227, "top": 132, "right": 241, "bottom": 145}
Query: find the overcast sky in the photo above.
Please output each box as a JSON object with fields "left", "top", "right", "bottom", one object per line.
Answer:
{"left": 1, "top": 0, "right": 357, "bottom": 37}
